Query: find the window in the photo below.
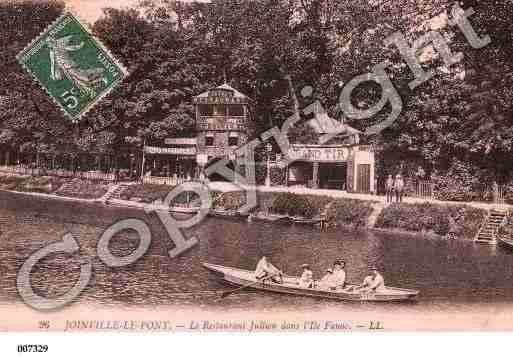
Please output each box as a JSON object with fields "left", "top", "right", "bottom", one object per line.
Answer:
{"left": 199, "top": 104, "right": 214, "bottom": 116}
{"left": 213, "top": 105, "right": 226, "bottom": 116}
{"left": 228, "top": 136, "right": 238, "bottom": 147}
{"left": 228, "top": 105, "right": 244, "bottom": 117}
{"left": 205, "top": 136, "right": 214, "bottom": 146}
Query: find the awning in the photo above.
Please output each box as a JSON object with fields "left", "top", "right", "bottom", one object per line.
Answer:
{"left": 164, "top": 138, "right": 197, "bottom": 146}
{"left": 144, "top": 146, "right": 196, "bottom": 156}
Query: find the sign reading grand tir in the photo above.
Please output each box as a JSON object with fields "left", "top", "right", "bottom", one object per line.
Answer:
{"left": 289, "top": 146, "right": 350, "bottom": 163}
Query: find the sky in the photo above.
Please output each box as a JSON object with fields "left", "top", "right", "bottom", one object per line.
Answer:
{"left": 64, "top": 0, "right": 209, "bottom": 23}
{"left": 65, "top": 0, "right": 138, "bottom": 23}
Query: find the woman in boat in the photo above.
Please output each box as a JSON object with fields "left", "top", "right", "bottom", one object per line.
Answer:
{"left": 254, "top": 256, "right": 283, "bottom": 283}
{"left": 332, "top": 260, "right": 346, "bottom": 289}
{"left": 298, "top": 264, "right": 314, "bottom": 288}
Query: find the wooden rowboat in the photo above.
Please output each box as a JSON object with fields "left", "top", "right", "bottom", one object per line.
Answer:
{"left": 203, "top": 263, "right": 419, "bottom": 302}
{"left": 499, "top": 236, "right": 513, "bottom": 250}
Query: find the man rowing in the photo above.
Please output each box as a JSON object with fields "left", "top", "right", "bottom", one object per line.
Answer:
{"left": 353, "top": 266, "right": 385, "bottom": 293}
{"left": 254, "top": 256, "right": 283, "bottom": 283}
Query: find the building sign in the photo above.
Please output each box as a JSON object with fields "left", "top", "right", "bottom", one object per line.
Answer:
{"left": 144, "top": 146, "right": 196, "bottom": 156}
{"left": 197, "top": 117, "right": 246, "bottom": 131}
{"left": 288, "top": 146, "right": 350, "bottom": 163}
{"left": 194, "top": 96, "right": 247, "bottom": 104}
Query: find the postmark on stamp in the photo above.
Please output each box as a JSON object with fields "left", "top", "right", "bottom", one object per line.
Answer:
{"left": 16, "top": 11, "right": 128, "bottom": 121}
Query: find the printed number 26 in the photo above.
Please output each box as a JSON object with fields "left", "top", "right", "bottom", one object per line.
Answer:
{"left": 61, "top": 90, "right": 78, "bottom": 109}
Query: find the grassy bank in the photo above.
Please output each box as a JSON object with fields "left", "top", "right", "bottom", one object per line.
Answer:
{"left": 375, "top": 202, "right": 486, "bottom": 239}
{"left": 216, "top": 191, "right": 374, "bottom": 228}
{"left": 0, "top": 174, "right": 109, "bottom": 199}
{"left": 119, "top": 183, "right": 200, "bottom": 206}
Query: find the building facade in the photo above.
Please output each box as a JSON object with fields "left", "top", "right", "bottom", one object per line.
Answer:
{"left": 285, "top": 112, "right": 375, "bottom": 193}
{"left": 144, "top": 83, "right": 375, "bottom": 193}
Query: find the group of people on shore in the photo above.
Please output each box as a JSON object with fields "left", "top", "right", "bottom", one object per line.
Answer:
{"left": 254, "top": 257, "right": 385, "bottom": 293}
{"left": 385, "top": 174, "right": 405, "bottom": 203}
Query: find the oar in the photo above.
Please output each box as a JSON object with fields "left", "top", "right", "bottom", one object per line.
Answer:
{"left": 220, "top": 275, "right": 271, "bottom": 299}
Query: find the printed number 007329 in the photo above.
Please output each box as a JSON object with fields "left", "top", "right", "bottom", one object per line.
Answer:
{"left": 17, "top": 345, "right": 49, "bottom": 353}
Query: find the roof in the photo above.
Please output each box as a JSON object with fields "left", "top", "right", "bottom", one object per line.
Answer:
{"left": 207, "top": 181, "right": 245, "bottom": 193}
{"left": 307, "top": 111, "right": 361, "bottom": 136}
{"left": 164, "top": 138, "right": 197, "bottom": 146}
{"left": 194, "top": 83, "right": 250, "bottom": 100}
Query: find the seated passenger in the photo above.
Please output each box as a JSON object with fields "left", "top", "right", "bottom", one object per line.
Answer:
{"left": 254, "top": 256, "right": 283, "bottom": 283}
{"left": 332, "top": 260, "right": 346, "bottom": 289}
{"left": 355, "top": 266, "right": 385, "bottom": 293}
{"left": 298, "top": 264, "right": 314, "bottom": 288}
{"left": 319, "top": 268, "right": 336, "bottom": 290}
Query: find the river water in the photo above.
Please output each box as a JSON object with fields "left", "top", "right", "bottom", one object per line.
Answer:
{"left": 1, "top": 190, "right": 513, "bottom": 316}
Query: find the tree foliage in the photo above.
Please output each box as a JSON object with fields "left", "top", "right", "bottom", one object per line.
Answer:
{"left": 1, "top": 0, "right": 512, "bottom": 179}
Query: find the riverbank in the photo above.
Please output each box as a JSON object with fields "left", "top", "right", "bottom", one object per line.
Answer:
{"left": 0, "top": 172, "right": 500, "bottom": 240}
{"left": 0, "top": 173, "right": 111, "bottom": 200}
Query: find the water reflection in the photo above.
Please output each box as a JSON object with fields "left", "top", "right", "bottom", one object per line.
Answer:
{"left": 1, "top": 191, "right": 513, "bottom": 312}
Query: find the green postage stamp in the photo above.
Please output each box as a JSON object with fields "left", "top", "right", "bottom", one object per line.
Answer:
{"left": 17, "top": 11, "right": 128, "bottom": 121}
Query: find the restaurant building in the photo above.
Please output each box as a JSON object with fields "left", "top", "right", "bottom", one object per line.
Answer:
{"left": 285, "top": 111, "right": 375, "bottom": 193}
{"left": 144, "top": 83, "right": 375, "bottom": 193}
{"left": 142, "top": 83, "right": 251, "bottom": 184}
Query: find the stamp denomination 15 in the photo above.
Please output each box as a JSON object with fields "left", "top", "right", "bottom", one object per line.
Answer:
{"left": 16, "top": 11, "right": 128, "bottom": 121}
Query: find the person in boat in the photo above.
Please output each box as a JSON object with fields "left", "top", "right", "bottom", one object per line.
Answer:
{"left": 354, "top": 266, "right": 385, "bottom": 293}
{"left": 298, "top": 264, "right": 314, "bottom": 288}
{"left": 254, "top": 256, "right": 283, "bottom": 283}
{"left": 319, "top": 268, "right": 336, "bottom": 290}
{"left": 332, "top": 260, "right": 347, "bottom": 289}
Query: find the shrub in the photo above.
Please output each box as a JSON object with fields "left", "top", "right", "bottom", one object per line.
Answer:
{"left": 213, "top": 191, "right": 246, "bottom": 210}
{"left": 237, "top": 164, "right": 286, "bottom": 186}
{"left": 269, "top": 192, "right": 315, "bottom": 217}
{"left": 375, "top": 202, "right": 486, "bottom": 238}
{"left": 0, "top": 175, "right": 27, "bottom": 190}
{"left": 120, "top": 184, "right": 176, "bottom": 203}
{"left": 15, "top": 176, "right": 66, "bottom": 194}
{"left": 431, "top": 160, "right": 484, "bottom": 202}
{"left": 325, "top": 198, "right": 375, "bottom": 227}
{"left": 54, "top": 178, "right": 109, "bottom": 199}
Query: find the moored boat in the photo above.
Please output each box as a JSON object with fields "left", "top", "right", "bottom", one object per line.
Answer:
{"left": 291, "top": 216, "right": 322, "bottom": 225}
{"left": 499, "top": 236, "right": 513, "bottom": 250}
{"left": 203, "top": 262, "right": 419, "bottom": 302}
{"left": 169, "top": 206, "right": 200, "bottom": 214}
{"left": 209, "top": 209, "right": 250, "bottom": 220}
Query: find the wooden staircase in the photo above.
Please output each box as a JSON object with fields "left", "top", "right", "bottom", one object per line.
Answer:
{"left": 101, "top": 182, "right": 131, "bottom": 204}
{"left": 474, "top": 208, "right": 510, "bottom": 244}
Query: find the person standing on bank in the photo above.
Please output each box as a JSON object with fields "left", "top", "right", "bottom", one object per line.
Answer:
{"left": 492, "top": 181, "right": 499, "bottom": 204}
{"left": 385, "top": 174, "right": 394, "bottom": 203}
{"left": 394, "top": 174, "right": 404, "bottom": 203}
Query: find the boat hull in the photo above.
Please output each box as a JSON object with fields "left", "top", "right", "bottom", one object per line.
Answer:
{"left": 203, "top": 263, "right": 419, "bottom": 302}
{"left": 499, "top": 237, "right": 513, "bottom": 250}
{"left": 209, "top": 210, "right": 250, "bottom": 220}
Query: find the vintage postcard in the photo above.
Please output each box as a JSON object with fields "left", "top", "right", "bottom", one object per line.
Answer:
{"left": 1, "top": 0, "right": 513, "bottom": 344}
